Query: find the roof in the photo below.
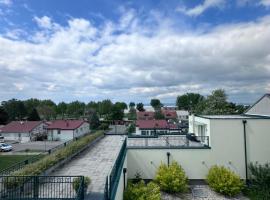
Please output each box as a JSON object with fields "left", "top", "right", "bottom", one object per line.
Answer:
{"left": 245, "top": 93, "right": 270, "bottom": 116}
{"left": 136, "top": 120, "right": 169, "bottom": 129}
{"left": 162, "top": 110, "right": 177, "bottom": 119}
{"left": 137, "top": 111, "right": 155, "bottom": 119}
{"left": 0, "top": 121, "right": 42, "bottom": 133}
{"left": 46, "top": 120, "right": 88, "bottom": 130}
{"left": 195, "top": 115, "right": 270, "bottom": 119}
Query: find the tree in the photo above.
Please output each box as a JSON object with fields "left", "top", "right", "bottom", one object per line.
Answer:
{"left": 27, "top": 108, "right": 40, "bottom": 121}
{"left": 87, "top": 109, "right": 100, "bottom": 130}
{"left": 98, "top": 99, "right": 113, "bottom": 116}
{"left": 66, "top": 101, "right": 85, "bottom": 118}
{"left": 56, "top": 102, "right": 67, "bottom": 118}
{"left": 24, "top": 98, "right": 40, "bottom": 115}
{"left": 0, "top": 106, "right": 9, "bottom": 124}
{"left": 202, "top": 89, "right": 234, "bottom": 115}
{"left": 127, "top": 123, "right": 136, "bottom": 135}
{"left": 136, "top": 103, "right": 145, "bottom": 112}
{"left": 150, "top": 99, "right": 162, "bottom": 110}
{"left": 154, "top": 110, "right": 165, "bottom": 119}
{"left": 129, "top": 102, "right": 135, "bottom": 109}
{"left": 176, "top": 93, "right": 204, "bottom": 112}
{"left": 110, "top": 104, "right": 124, "bottom": 120}
{"left": 128, "top": 108, "right": 137, "bottom": 120}
{"left": 115, "top": 102, "right": 128, "bottom": 110}
{"left": 37, "top": 105, "right": 56, "bottom": 120}
{"left": 2, "top": 99, "right": 27, "bottom": 120}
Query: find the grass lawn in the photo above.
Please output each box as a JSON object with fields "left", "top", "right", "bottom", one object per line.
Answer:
{"left": 0, "top": 155, "right": 34, "bottom": 171}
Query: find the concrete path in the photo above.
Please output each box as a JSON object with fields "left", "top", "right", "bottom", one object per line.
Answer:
{"left": 50, "top": 135, "right": 126, "bottom": 200}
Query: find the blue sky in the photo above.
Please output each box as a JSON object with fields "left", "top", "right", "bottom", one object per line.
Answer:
{"left": 0, "top": 0, "right": 270, "bottom": 104}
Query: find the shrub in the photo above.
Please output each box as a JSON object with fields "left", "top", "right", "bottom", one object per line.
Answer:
{"left": 245, "top": 162, "right": 270, "bottom": 199}
{"left": 155, "top": 161, "right": 188, "bottom": 193}
{"left": 98, "top": 123, "right": 109, "bottom": 130}
{"left": 206, "top": 165, "right": 244, "bottom": 197}
{"left": 132, "top": 171, "right": 142, "bottom": 184}
{"left": 123, "top": 180, "right": 161, "bottom": 200}
{"left": 72, "top": 176, "right": 91, "bottom": 193}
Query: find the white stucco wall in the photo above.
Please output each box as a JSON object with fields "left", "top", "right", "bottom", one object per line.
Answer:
{"left": 245, "top": 95, "right": 270, "bottom": 116}
{"left": 74, "top": 122, "right": 90, "bottom": 138}
{"left": 127, "top": 118, "right": 270, "bottom": 180}
{"left": 1, "top": 132, "right": 30, "bottom": 143}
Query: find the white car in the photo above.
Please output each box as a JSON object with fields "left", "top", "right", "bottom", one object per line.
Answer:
{"left": 0, "top": 143, "right": 13, "bottom": 152}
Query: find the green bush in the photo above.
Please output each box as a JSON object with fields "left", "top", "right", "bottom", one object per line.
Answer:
{"left": 245, "top": 162, "right": 270, "bottom": 199}
{"left": 98, "top": 123, "right": 109, "bottom": 130}
{"left": 124, "top": 180, "right": 161, "bottom": 200}
{"left": 207, "top": 165, "right": 244, "bottom": 197}
{"left": 72, "top": 176, "right": 91, "bottom": 193}
{"left": 155, "top": 161, "right": 188, "bottom": 193}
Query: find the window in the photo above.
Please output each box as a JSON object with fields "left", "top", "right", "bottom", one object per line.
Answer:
{"left": 57, "top": 130, "right": 61, "bottom": 134}
{"left": 141, "top": 130, "right": 147, "bottom": 135}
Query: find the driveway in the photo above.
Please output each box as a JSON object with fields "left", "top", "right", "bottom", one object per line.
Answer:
{"left": 50, "top": 135, "right": 126, "bottom": 200}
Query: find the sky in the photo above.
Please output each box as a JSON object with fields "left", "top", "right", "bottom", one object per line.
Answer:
{"left": 0, "top": 0, "right": 270, "bottom": 104}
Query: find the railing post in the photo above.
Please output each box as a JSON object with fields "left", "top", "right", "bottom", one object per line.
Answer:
{"left": 81, "top": 176, "right": 84, "bottom": 200}
{"left": 33, "top": 176, "right": 39, "bottom": 198}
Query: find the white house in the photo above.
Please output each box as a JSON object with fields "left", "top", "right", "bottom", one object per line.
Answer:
{"left": 176, "top": 110, "right": 189, "bottom": 121}
{"left": 46, "top": 120, "right": 90, "bottom": 141}
{"left": 245, "top": 93, "right": 270, "bottom": 117}
{"left": 0, "top": 121, "right": 46, "bottom": 143}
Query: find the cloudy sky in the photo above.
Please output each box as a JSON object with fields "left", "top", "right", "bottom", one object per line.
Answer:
{"left": 0, "top": 0, "right": 270, "bottom": 104}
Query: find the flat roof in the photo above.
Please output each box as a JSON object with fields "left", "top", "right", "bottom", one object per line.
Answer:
{"left": 196, "top": 114, "right": 270, "bottom": 119}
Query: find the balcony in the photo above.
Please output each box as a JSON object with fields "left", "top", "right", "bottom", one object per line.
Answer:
{"left": 127, "top": 135, "right": 210, "bottom": 149}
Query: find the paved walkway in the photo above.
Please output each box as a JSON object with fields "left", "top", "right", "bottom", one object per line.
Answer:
{"left": 50, "top": 135, "right": 126, "bottom": 200}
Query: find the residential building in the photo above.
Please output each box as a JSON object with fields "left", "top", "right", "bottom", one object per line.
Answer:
{"left": 245, "top": 93, "right": 270, "bottom": 116}
{"left": 136, "top": 111, "right": 155, "bottom": 120}
{"left": 0, "top": 121, "right": 46, "bottom": 143}
{"left": 162, "top": 110, "right": 177, "bottom": 120}
{"left": 46, "top": 120, "right": 90, "bottom": 141}
{"left": 176, "top": 110, "right": 189, "bottom": 121}
{"left": 135, "top": 120, "right": 177, "bottom": 135}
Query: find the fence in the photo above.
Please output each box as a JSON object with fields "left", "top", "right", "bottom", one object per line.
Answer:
{"left": 104, "top": 138, "right": 127, "bottom": 200}
{"left": 0, "top": 176, "right": 84, "bottom": 200}
{"left": 127, "top": 135, "right": 210, "bottom": 148}
{"left": 0, "top": 132, "right": 92, "bottom": 176}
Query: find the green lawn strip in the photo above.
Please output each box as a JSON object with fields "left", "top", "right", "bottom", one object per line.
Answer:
{"left": 0, "top": 155, "right": 34, "bottom": 171}
{"left": 11, "top": 131, "right": 104, "bottom": 176}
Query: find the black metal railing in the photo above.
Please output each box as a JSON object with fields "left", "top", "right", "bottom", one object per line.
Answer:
{"left": 0, "top": 176, "right": 84, "bottom": 200}
{"left": 104, "top": 138, "right": 127, "bottom": 200}
{"left": 127, "top": 135, "right": 210, "bottom": 148}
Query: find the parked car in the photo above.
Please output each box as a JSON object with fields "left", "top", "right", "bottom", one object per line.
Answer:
{"left": 0, "top": 136, "right": 4, "bottom": 142}
{"left": 0, "top": 143, "right": 13, "bottom": 152}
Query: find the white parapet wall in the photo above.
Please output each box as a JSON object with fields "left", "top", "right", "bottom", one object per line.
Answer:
{"left": 127, "top": 118, "right": 270, "bottom": 180}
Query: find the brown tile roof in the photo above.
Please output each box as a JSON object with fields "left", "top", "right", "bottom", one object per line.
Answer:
{"left": 0, "top": 121, "right": 42, "bottom": 133}
{"left": 46, "top": 120, "right": 87, "bottom": 130}
{"left": 136, "top": 111, "right": 155, "bottom": 120}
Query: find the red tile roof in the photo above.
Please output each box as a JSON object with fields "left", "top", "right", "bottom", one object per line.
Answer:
{"left": 162, "top": 110, "right": 177, "bottom": 119}
{"left": 0, "top": 121, "right": 42, "bottom": 133}
{"left": 137, "top": 111, "right": 155, "bottom": 120}
{"left": 136, "top": 120, "right": 169, "bottom": 129}
{"left": 46, "top": 120, "right": 87, "bottom": 130}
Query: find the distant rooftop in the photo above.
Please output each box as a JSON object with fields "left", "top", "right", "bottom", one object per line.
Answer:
{"left": 196, "top": 115, "right": 269, "bottom": 119}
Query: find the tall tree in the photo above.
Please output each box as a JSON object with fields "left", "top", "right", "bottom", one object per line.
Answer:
{"left": 27, "top": 108, "right": 41, "bottom": 121}
{"left": 110, "top": 104, "right": 124, "bottom": 120}
{"left": 176, "top": 93, "right": 204, "bottom": 112}
{"left": 154, "top": 110, "right": 165, "bottom": 119}
{"left": 87, "top": 109, "right": 100, "bottom": 130}
{"left": 202, "top": 89, "right": 234, "bottom": 115}
{"left": 150, "top": 99, "right": 162, "bottom": 110}
{"left": 136, "top": 103, "right": 145, "bottom": 112}
{"left": 37, "top": 105, "right": 56, "bottom": 120}
{"left": 66, "top": 101, "right": 85, "bottom": 118}
{"left": 2, "top": 99, "right": 27, "bottom": 120}
{"left": 24, "top": 98, "right": 40, "bottom": 115}
{"left": 129, "top": 102, "right": 135, "bottom": 109}
{"left": 98, "top": 99, "right": 113, "bottom": 116}
{"left": 56, "top": 102, "right": 67, "bottom": 118}
{"left": 0, "top": 106, "right": 9, "bottom": 124}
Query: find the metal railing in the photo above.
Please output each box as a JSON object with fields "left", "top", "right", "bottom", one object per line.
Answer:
{"left": 0, "top": 176, "right": 84, "bottom": 200}
{"left": 127, "top": 135, "right": 210, "bottom": 148}
{"left": 104, "top": 138, "right": 127, "bottom": 200}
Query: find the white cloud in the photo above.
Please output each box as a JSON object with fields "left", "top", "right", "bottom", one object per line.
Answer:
{"left": 0, "top": 0, "right": 12, "bottom": 6}
{"left": 33, "top": 16, "right": 54, "bottom": 29}
{"left": 0, "top": 13, "right": 270, "bottom": 103}
{"left": 260, "top": 0, "right": 270, "bottom": 7}
{"left": 176, "top": 0, "right": 225, "bottom": 17}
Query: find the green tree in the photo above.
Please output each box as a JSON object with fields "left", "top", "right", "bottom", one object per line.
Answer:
{"left": 115, "top": 102, "right": 128, "bottom": 110}
{"left": 0, "top": 106, "right": 9, "bottom": 124}
{"left": 128, "top": 108, "right": 137, "bottom": 120}
{"left": 127, "top": 123, "right": 136, "bottom": 135}
{"left": 150, "top": 99, "right": 162, "bottom": 110}
{"left": 202, "top": 89, "right": 234, "bottom": 115}
{"left": 154, "top": 110, "right": 165, "bottom": 119}
{"left": 2, "top": 99, "right": 27, "bottom": 120}
{"left": 87, "top": 109, "right": 100, "bottom": 130}
{"left": 129, "top": 102, "right": 135, "bottom": 109}
{"left": 66, "top": 101, "right": 85, "bottom": 118}
{"left": 37, "top": 105, "right": 56, "bottom": 120}
{"left": 136, "top": 103, "right": 145, "bottom": 112}
{"left": 56, "top": 102, "right": 67, "bottom": 118}
{"left": 27, "top": 108, "right": 41, "bottom": 121}
{"left": 24, "top": 98, "right": 40, "bottom": 115}
{"left": 109, "top": 103, "right": 124, "bottom": 120}
{"left": 176, "top": 93, "right": 204, "bottom": 113}
{"left": 98, "top": 99, "right": 113, "bottom": 117}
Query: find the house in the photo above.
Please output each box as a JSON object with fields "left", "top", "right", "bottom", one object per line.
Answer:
{"left": 245, "top": 93, "right": 270, "bottom": 117}
{"left": 176, "top": 110, "right": 189, "bottom": 121}
{"left": 162, "top": 110, "right": 177, "bottom": 120}
{"left": 135, "top": 120, "right": 177, "bottom": 135}
{"left": 46, "top": 120, "right": 90, "bottom": 141}
{"left": 136, "top": 111, "right": 155, "bottom": 120}
{"left": 0, "top": 121, "right": 46, "bottom": 143}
